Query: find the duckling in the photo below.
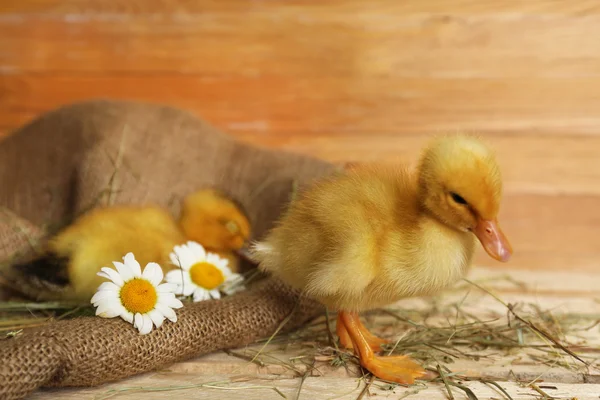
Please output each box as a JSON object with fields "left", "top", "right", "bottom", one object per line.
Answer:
{"left": 178, "top": 188, "right": 251, "bottom": 265}
{"left": 6, "top": 189, "right": 251, "bottom": 302}
{"left": 251, "top": 134, "right": 512, "bottom": 384}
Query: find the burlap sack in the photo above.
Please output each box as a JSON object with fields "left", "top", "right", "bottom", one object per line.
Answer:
{"left": 0, "top": 100, "right": 338, "bottom": 400}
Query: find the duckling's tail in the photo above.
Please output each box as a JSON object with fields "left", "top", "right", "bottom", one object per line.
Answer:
{"left": 234, "top": 245, "right": 257, "bottom": 266}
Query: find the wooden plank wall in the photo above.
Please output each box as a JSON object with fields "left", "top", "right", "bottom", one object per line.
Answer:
{"left": 1, "top": 0, "right": 599, "bottom": 272}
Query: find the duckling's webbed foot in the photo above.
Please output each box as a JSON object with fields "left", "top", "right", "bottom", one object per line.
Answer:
{"left": 360, "top": 354, "right": 429, "bottom": 384}
{"left": 336, "top": 312, "right": 390, "bottom": 351}
{"left": 338, "top": 311, "right": 428, "bottom": 385}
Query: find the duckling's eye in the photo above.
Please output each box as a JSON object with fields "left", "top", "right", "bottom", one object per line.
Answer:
{"left": 220, "top": 219, "right": 239, "bottom": 234}
{"left": 450, "top": 192, "right": 468, "bottom": 205}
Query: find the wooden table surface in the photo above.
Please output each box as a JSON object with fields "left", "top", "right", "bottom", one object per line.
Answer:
{"left": 1, "top": 1, "right": 600, "bottom": 399}
{"left": 29, "top": 266, "right": 600, "bottom": 399}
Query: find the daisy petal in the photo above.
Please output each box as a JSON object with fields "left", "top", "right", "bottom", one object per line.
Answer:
{"left": 205, "top": 253, "right": 218, "bottom": 263}
{"left": 171, "top": 244, "right": 185, "bottom": 259}
{"left": 155, "top": 303, "right": 177, "bottom": 322}
{"left": 134, "top": 313, "right": 144, "bottom": 331}
{"left": 157, "top": 282, "right": 177, "bottom": 293}
{"left": 178, "top": 245, "right": 198, "bottom": 269}
{"left": 181, "top": 278, "right": 196, "bottom": 296}
{"left": 170, "top": 252, "right": 185, "bottom": 269}
{"left": 95, "top": 301, "right": 124, "bottom": 318}
{"left": 120, "top": 311, "right": 134, "bottom": 324}
{"left": 193, "top": 289, "right": 209, "bottom": 302}
{"left": 123, "top": 252, "right": 142, "bottom": 277}
{"left": 161, "top": 296, "right": 184, "bottom": 309}
{"left": 90, "top": 290, "right": 118, "bottom": 305}
{"left": 222, "top": 263, "right": 234, "bottom": 275}
{"left": 138, "top": 314, "right": 153, "bottom": 335}
{"left": 226, "top": 273, "right": 243, "bottom": 285}
{"left": 96, "top": 282, "right": 120, "bottom": 292}
{"left": 158, "top": 291, "right": 176, "bottom": 301}
{"left": 113, "top": 261, "right": 134, "bottom": 281}
{"left": 209, "top": 289, "right": 221, "bottom": 300}
{"left": 98, "top": 267, "right": 125, "bottom": 287}
{"left": 96, "top": 309, "right": 121, "bottom": 319}
{"left": 96, "top": 271, "right": 112, "bottom": 282}
{"left": 187, "top": 241, "right": 206, "bottom": 260}
{"left": 219, "top": 263, "right": 232, "bottom": 276}
{"left": 172, "top": 285, "right": 185, "bottom": 296}
{"left": 95, "top": 296, "right": 122, "bottom": 308}
{"left": 148, "top": 309, "right": 166, "bottom": 329}
{"left": 165, "top": 269, "right": 183, "bottom": 283}
{"left": 207, "top": 252, "right": 226, "bottom": 265}
{"left": 142, "top": 262, "right": 164, "bottom": 286}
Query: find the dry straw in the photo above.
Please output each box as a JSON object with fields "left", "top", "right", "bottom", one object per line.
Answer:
{"left": 2, "top": 273, "right": 597, "bottom": 400}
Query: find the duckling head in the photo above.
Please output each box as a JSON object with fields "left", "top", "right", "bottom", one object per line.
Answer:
{"left": 178, "top": 189, "right": 251, "bottom": 251}
{"left": 417, "top": 134, "right": 512, "bottom": 262}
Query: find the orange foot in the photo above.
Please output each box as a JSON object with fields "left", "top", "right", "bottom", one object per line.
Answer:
{"left": 338, "top": 310, "right": 429, "bottom": 385}
{"left": 336, "top": 312, "right": 391, "bottom": 352}
{"left": 361, "top": 354, "right": 429, "bottom": 384}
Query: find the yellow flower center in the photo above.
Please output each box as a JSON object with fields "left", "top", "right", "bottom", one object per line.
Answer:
{"left": 120, "top": 279, "right": 158, "bottom": 314}
{"left": 189, "top": 262, "right": 225, "bottom": 290}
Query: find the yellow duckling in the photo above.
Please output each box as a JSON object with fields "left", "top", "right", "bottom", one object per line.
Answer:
{"left": 7, "top": 189, "right": 251, "bottom": 302}
{"left": 178, "top": 188, "right": 251, "bottom": 267}
{"left": 251, "top": 134, "right": 512, "bottom": 384}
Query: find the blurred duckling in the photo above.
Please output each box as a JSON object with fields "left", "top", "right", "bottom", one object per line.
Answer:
{"left": 7, "top": 189, "right": 251, "bottom": 302}
{"left": 178, "top": 189, "right": 251, "bottom": 267}
{"left": 251, "top": 134, "right": 512, "bottom": 384}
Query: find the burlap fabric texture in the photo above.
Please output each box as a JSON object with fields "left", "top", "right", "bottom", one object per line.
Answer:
{"left": 0, "top": 100, "right": 337, "bottom": 400}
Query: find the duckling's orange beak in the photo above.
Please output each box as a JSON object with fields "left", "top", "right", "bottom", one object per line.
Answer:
{"left": 473, "top": 219, "right": 512, "bottom": 262}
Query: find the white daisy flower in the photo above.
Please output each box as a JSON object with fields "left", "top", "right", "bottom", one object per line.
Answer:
{"left": 90, "top": 252, "right": 183, "bottom": 335}
{"left": 166, "top": 241, "right": 244, "bottom": 302}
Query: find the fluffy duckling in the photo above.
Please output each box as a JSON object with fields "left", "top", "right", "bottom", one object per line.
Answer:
{"left": 7, "top": 189, "right": 251, "bottom": 302}
{"left": 178, "top": 189, "right": 251, "bottom": 265}
{"left": 251, "top": 134, "right": 512, "bottom": 384}
{"left": 12, "top": 205, "right": 187, "bottom": 302}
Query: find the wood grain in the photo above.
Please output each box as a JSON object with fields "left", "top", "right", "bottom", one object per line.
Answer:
{"left": 27, "top": 266, "right": 600, "bottom": 399}
{"left": 29, "top": 376, "right": 600, "bottom": 399}
{"left": 29, "top": 376, "right": 600, "bottom": 400}
{"left": 2, "top": 1, "right": 600, "bottom": 273}
{"left": 3, "top": 12, "right": 600, "bottom": 77}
